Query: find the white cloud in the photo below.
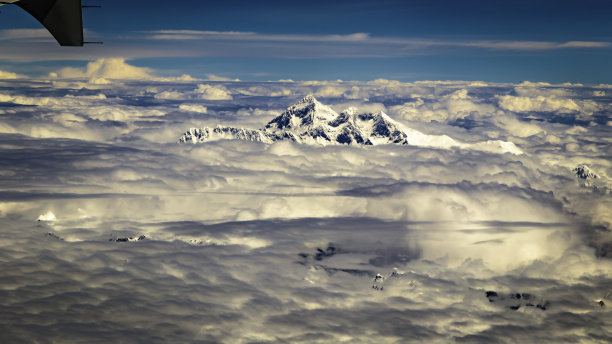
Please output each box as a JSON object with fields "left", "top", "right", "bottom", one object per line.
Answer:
{"left": 147, "top": 30, "right": 371, "bottom": 43}
{"left": 565, "top": 126, "right": 589, "bottom": 135}
{"left": 150, "top": 74, "right": 200, "bottom": 82}
{"left": 497, "top": 94, "right": 598, "bottom": 114}
{"left": 0, "top": 70, "right": 24, "bottom": 79}
{"left": 462, "top": 40, "right": 611, "bottom": 50}
{"left": 491, "top": 114, "right": 544, "bottom": 138}
{"left": 0, "top": 93, "right": 65, "bottom": 106}
{"left": 51, "top": 58, "right": 154, "bottom": 80}
{"left": 50, "top": 78, "right": 111, "bottom": 90}
{"left": 314, "top": 85, "right": 346, "bottom": 98}
{"left": 51, "top": 112, "right": 88, "bottom": 126}
{"left": 236, "top": 86, "right": 292, "bottom": 97}
{"left": 179, "top": 104, "right": 208, "bottom": 113}
{"left": 85, "top": 106, "right": 165, "bottom": 122}
{"left": 145, "top": 30, "right": 610, "bottom": 52}
{"left": 390, "top": 89, "right": 497, "bottom": 123}
{"left": 0, "top": 28, "right": 51, "bottom": 41}
{"left": 195, "top": 84, "right": 232, "bottom": 100}
{"left": 154, "top": 90, "right": 187, "bottom": 100}
{"left": 37, "top": 211, "right": 57, "bottom": 221}
{"left": 311, "top": 85, "right": 362, "bottom": 99}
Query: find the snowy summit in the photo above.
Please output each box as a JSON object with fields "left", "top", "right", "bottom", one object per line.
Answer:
{"left": 573, "top": 164, "right": 599, "bottom": 180}
{"left": 179, "top": 95, "right": 522, "bottom": 154}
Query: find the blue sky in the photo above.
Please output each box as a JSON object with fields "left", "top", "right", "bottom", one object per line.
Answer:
{"left": 1, "top": 0, "right": 611, "bottom": 82}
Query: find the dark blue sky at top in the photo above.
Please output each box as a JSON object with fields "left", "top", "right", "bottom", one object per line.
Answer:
{"left": 76, "top": 0, "right": 610, "bottom": 40}
{"left": 1, "top": 0, "right": 612, "bottom": 83}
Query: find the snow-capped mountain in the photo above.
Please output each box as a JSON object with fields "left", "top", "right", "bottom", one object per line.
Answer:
{"left": 265, "top": 95, "right": 337, "bottom": 132}
{"left": 572, "top": 164, "right": 611, "bottom": 194}
{"left": 179, "top": 95, "right": 522, "bottom": 154}
{"left": 179, "top": 95, "right": 409, "bottom": 146}
{"left": 573, "top": 164, "right": 599, "bottom": 179}
{"left": 180, "top": 127, "right": 274, "bottom": 144}
{"left": 330, "top": 107, "right": 410, "bottom": 145}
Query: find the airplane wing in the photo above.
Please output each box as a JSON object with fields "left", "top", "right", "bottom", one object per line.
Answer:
{"left": 1, "top": 0, "right": 83, "bottom": 46}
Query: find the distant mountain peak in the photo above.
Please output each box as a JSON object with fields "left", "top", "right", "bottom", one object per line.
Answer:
{"left": 265, "top": 95, "right": 338, "bottom": 132}
{"left": 299, "top": 94, "right": 317, "bottom": 104}
{"left": 179, "top": 96, "right": 523, "bottom": 155}
{"left": 286, "top": 94, "right": 326, "bottom": 114}
{"left": 573, "top": 164, "right": 599, "bottom": 179}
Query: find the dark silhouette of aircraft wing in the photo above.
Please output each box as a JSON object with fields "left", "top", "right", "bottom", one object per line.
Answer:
{"left": 1, "top": 0, "right": 84, "bottom": 46}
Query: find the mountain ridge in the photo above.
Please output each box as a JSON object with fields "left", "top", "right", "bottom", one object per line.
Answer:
{"left": 179, "top": 95, "right": 523, "bottom": 155}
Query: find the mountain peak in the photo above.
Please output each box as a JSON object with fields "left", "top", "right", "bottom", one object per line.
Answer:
{"left": 573, "top": 164, "right": 599, "bottom": 179}
{"left": 287, "top": 95, "right": 320, "bottom": 111}
{"left": 300, "top": 94, "right": 317, "bottom": 104}
{"left": 286, "top": 94, "right": 328, "bottom": 114}
{"left": 265, "top": 95, "right": 338, "bottom": 131}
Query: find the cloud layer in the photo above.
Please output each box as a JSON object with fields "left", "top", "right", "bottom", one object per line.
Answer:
{"left": 50, "top": 58, "right": 154, "bottom": 80}
{"left": 0, "top": 64, "right": 611, "bottom": 342}
{"left": 146, "top": 30, "right": 610, "bottom": 52}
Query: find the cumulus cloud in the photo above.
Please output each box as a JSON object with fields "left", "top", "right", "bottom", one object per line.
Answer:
{"left": 195, "top": 84, "right": 233, "bottom": 100}
{"left": 0, "top": 78, "right": 610, "bottom": 343}
{"left": 154, "top": 90, "right": 187, "bottom": 100}
{"left": 499, "top": 95, "right": 582, "bottom": 113}
{"left": 497, "top": 86, "right": 600, "bottom": 116}
{"left": 178, "top": 104, "right": 208, "bottom": 113}
{"left": 491, "top": 113, "right": 545, "bottom": 138}
{"left": 50, "top": 58, "right": 154, "bottom": 80}
{"left": 236, "top": 85, "right": 292, "bottom": 97}
{"left": 0, "top": 70, "right": 24, "bottom": 79}
{"left": 314, "top": 85, "right": 347, "bottom": 98}
{"left": 312, "top": 85, "right": 362, "bottom": 99}
{"left": 36, "top": 210, "right": 57, "bottom": 221}
{"left": 390, "top": 89, "right": 497, "bottom": 123}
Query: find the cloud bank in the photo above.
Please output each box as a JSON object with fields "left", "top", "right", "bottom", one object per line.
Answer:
{"left": 50, "top": 58, "right": 154, "bottom": 80}
{"left": 0, "top": 66, "right": 610, "bottom": 342}
{"left": 0, "top": 69, "right": 23, "bottom": 79}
